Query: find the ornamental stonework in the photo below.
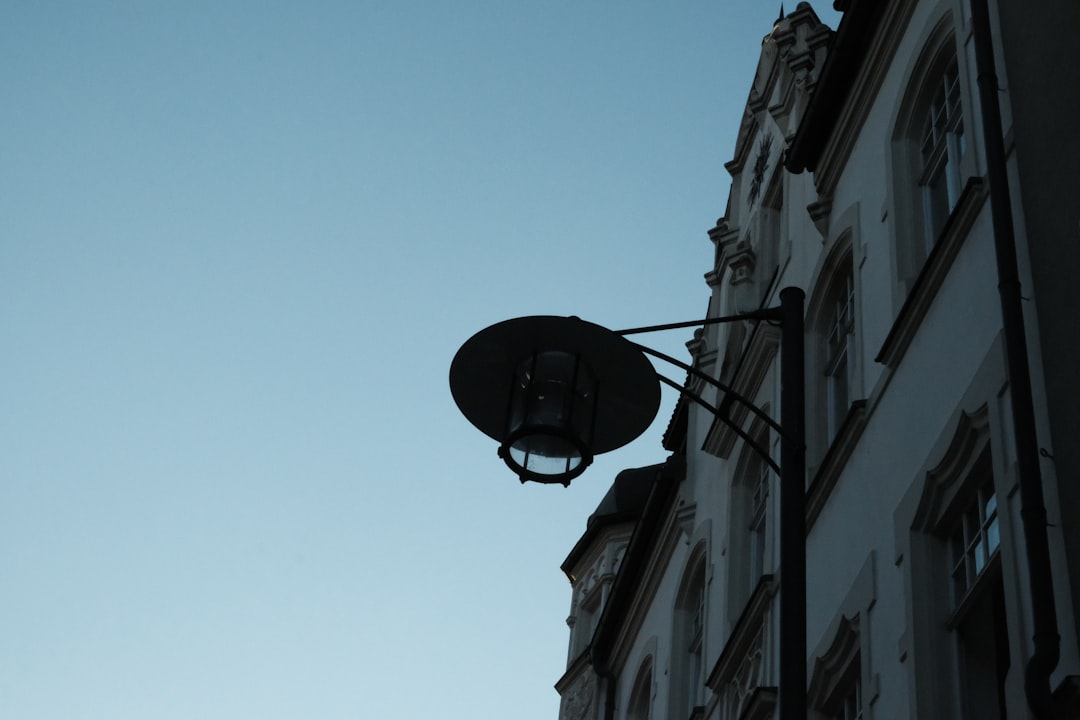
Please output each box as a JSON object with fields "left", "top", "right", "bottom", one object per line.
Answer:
{"left": 560, "top": 671, "right": 596, "bottom": 720}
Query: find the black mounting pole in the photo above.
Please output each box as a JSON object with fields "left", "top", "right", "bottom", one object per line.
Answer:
{"left": 612, "top": 287, "right": 808, "bottom": 717}
{"left": 779, "top": 286, "right": 807, "bottom": 720}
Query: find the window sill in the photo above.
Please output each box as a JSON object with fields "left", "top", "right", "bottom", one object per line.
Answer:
{"left": 707, "top": 574, "right": 776, "bottom": 690}
{"left": 876, "top": 176, "right": 988, "bottom": 368}
{"left": 946, "top": 550, "right": 1002, "bottom": 631}
{"left": 736, "top": 687, "right": 778, "bottom": 720}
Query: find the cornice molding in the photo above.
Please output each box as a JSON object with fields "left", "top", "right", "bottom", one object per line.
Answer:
{"left": 807, "top": 615, "right": 860, "bottom": 708}
{"left": 706, "top": 221, "right": 744, "bottom": 289}
{"left": 707, "top": 575, "right": 777, "bottom": 688}
{"left": 911, "top": 403, "right": 991, "bottom": 535}
{"left": 555, "top": 650, "right": 594, "bottom": 694}
{"left": 726, "top": 116, "right": 761, "bottom": 178}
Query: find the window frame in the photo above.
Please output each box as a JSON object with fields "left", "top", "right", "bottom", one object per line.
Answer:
{"left": 726, "top": 422, "right": 774, "bottom": 617}
{"left": 671, "top": 546, "right": 708, "bottom": 720}
{"left": 824, "top": 267, "right": 855, "bottom": 443}
{"left": 626, "top": 657, "right": 654, "bottom": 720}
{"left": 918, "top": 58, "right": 966, "bottom": 249}
{"left": 807, "top": 554, "right": 877, "bottom": 720}
{"left": 894, "top": 342, "right": 1025, "bottom": 719}
{"left": 805, "top": 232, "right": 861, "bottom": 474}
{"left": 748, "top": 452, "right": 769, "bottom": 584}
{"left": 886, "top": 12, "right": 978, "bottom": 304}
{"left": 835, "top": 675, "right": 864, "bottom": 720}
{"left": 949, "top": 479, "right": 1001, "bottom": 607}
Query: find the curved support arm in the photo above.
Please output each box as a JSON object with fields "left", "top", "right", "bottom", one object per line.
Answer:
{"left": 614, "top": 307, "right": 781, "bottom": 337}
{"left": 656, "top": 374, "right": 780, "bottom": 476}
{"left": 629, "top": 341, "right": 789, "bottom": 445}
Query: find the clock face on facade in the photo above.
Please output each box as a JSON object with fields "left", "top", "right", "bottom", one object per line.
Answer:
{"left": 748, "top": 133, "right": 772, "bottom": 207}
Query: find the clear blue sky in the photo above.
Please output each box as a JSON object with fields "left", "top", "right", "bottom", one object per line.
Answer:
{"left": 1, "top": 2, "right": 840, "bottom": 718}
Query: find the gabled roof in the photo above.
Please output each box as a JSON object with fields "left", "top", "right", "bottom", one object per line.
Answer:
{"left": 589, "top": 455, "right": 686, "bottom": 674}
{"left": 560, "top": 463, "right": 659, "bottom": 579}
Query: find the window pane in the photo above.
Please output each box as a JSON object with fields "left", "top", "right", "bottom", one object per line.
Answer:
{"left": 919, "top": 59, "right": 964, "bottom": 250}
{"left": 822, "top": 261, "right": 855, "bottom": 448}
{"left": 983, "top": 489, "right": 997, "bottom": 520}
{"left": 985, "top": 489, "right": 1000, "bottom": 554}
{"left": 952, "top": 482, "right": 999, "bottom": 607}
{"left": 926, "top": 165, "right": 950, "bottom": 241}
{"left": 951, "top": 530, "right": 966, "bottom": 568}
{"left": 922, "top": 124, "right": 936, "bottom": 159}
{"left": 965, "top": 504, "right": 980, "bottom": 544}
{"left": 945, "top": 134, "right": 963, "bottom": 210}
{"left": 947, "top": 74, "right": 960, "bottom": 115}
{"left": 828, "top": 354, "right": 848, "bottom": 440}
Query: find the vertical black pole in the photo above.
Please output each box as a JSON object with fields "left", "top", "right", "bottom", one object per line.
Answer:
{"left": 779, "top": 286, "right": 806, "bottom": 720}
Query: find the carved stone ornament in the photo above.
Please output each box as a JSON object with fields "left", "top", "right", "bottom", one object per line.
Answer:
{"left": 723, "top": 627, "right": 765, "bottom": 720}
{"left": 747, "top": 134, "right": 773, "bottom": 207}
{"left": 727, "top": 241, "right": 757, "bottom": 286}
{"left": 562, "top": 671, "right": 596, "bottom": 720}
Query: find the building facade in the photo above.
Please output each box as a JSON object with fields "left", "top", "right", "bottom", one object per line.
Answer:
{"left": 555, "top": 2, "right": 1080, "bottom": 719}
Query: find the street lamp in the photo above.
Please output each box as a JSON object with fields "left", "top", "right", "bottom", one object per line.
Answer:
{"left": 449, "top": 286, "right": 807, "bottom": 720}
{"left": 448, "top": 315, "right": 661, "bottom": 485}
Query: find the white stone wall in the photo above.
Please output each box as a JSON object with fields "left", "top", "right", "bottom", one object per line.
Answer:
{"left": 556, "top": 1, "right": 1079, "bottom": 718}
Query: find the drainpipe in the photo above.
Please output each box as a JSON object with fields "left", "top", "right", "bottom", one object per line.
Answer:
{"left": 589, "top": 641, "right": 615, "bottom": 720}
{"left": 598, "top": 665, "right": 616, "bottom": 720}
{"left": 969, "top": 0, "right": 1061, "bottom": 715}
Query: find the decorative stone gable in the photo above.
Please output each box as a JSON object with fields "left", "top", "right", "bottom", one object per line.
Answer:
{"left": 709, "top": 5, "right": 832, "bottom": 320}
{"left": 725, "top": 4, "right": 832, "bottom": 188}
{"left": 566, "top": 538, "right": 630, "bottom": 659}
{"left": 559, "top": 669, "right": 597, "bottom": 720}
{"left": 769, "top": 2, "right": 832, "bottom": 135}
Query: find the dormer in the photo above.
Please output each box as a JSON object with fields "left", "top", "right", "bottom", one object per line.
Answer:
{"left": 559, "top": 467, "right": 655, "bottom": 665}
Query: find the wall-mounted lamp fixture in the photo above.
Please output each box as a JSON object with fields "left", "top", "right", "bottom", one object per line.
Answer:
{"left": 450, "top": 287, "right": 807, "bottom": 720}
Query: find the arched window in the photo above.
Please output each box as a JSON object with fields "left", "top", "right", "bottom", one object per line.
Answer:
{"left": 823, "top": 255, "right": 855, "bottom": 444}
{"left": 917, "top": 56, "right": 965, "bottom": 247}
{"left": 671, "top": 550, "right": 707, "bottom": 720}
{"left": 727, "top": 424, "right": 773, "bottom": 615}
{"left": 903, "top": 402, "right": 1015, "bottom": 719}
{"left": 626, "top": 658, "right": 653, "bottom": 720}
{"left": 808, "top": 552, "right": 878, "bottom": 720}
{"left": 807, "top": 242, "right": 858, "bottom": 468}
{"left": 889, "top": 15, "right": 973, "bottom": 297}
{"left": 809, "top": 616, "right": 865, "bottom": 720}
{"left": 749, "top": 444, "right": 770, "bottom": 583}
